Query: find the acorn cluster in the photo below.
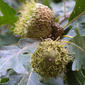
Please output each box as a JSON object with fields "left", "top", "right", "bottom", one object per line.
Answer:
{"left": 31, "top": 39, "right": 72, "bottom": 78}
{"left": 13, "top": 1, "right": 71, "bottom": 79}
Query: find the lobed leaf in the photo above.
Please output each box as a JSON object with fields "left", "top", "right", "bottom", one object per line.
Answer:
{"left": 0, "top": 39, "right": 39, "bottom": 76}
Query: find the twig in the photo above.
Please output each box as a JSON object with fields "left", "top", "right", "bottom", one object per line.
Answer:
{"left": 58, "top": 15, "right": 69, "bottom": 25}
{"left": 57, "top": 0, "right": 69, "bottom": 25}
{"left": 63, "top": 0, "right": 66, "bottom": 17}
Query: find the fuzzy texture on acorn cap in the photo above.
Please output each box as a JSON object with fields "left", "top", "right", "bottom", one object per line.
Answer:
{"left": 14, "top": 2, "right": 57, "bottom": 38}
{"left": 14, "top": 2, "right": 64, "bottom": 39}
{"left": 31, "top": 39, "right": 72, "bottom": 78}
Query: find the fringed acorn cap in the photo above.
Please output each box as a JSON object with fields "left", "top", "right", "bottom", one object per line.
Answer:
{"left": 14, "top": 1, "right": 64, "bottom": 39}
{"left": 31, "top": 39, "right": 72, "bottom": 78}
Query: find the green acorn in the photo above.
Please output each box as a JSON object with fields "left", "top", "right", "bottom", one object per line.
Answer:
{"left": 31, "top": 39, "right": 72, "bottom": 78}
{"left": 14, "top": 1, "right": 63, "bottom": 39}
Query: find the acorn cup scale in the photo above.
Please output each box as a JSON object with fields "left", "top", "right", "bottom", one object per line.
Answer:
{"left": 31, "top": 39, "right": 72, "bottom": 79}
{"left": 14, "top": 1, "right": 64, "bottom": 39}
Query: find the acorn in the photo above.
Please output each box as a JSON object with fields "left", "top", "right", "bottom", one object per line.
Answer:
{"left": 31, "top": 39, "right": 72, "bottom": 78}
{"left": 14, "top": 1, "right": 64, "bottom": 39}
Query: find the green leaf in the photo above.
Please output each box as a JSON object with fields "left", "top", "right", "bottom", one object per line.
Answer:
{"left": 0, "top": 0, "right": 17, "bottom": 25}
{"left": 43, "top": 0, "right": 52, "bottom": 8}
{"left": 69, "top": 0, "right": 85, "bottom": 22}
{"left": 0, "top": 39, "right": 39, "bottom": 76}
{"left": 0, "top": 78, "right": 9, "bottom": 84}
{"left": 69, "top": 29, "right": 85, "bottom": 70}
{"left": 0, "top": 69, "right": 23, "bottom": 85}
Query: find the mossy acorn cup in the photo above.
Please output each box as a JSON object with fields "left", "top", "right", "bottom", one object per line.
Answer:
{"left": 31, "top": 39, "right": 72, "bottom": 78}
{"left": 14, "top": 2, "right": 64, "bottom": 39}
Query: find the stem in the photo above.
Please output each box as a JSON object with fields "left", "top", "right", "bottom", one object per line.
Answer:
{"left": 63, "top": 35, "right": 73, "bottom": 38}
{"left": 63, "top": 0, "right": 66, "bottom": 17}
{"left": 58, "top": 15, "right": 69, "bottom": 25}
